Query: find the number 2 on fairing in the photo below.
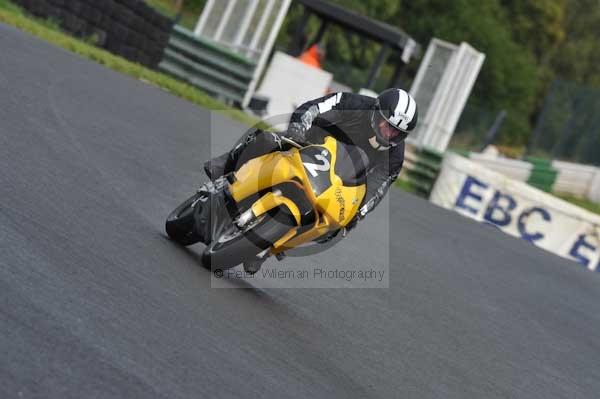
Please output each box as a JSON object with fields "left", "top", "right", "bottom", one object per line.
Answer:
{"left": 303, "top": 154, "right": 331, "bottom": 177}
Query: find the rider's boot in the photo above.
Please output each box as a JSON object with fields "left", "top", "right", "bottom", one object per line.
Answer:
{"left": 203, "top": 129, "right": 260, "bottom": 181}
{"left": 204, "top": 129, "right": 284, "bottom": 181}
{"left": 243, "top": 258, "right": 265, "bottom": 275}
{"left": 243, "top": 247, "right": 271, "bottom": 275}
{"left": 203, "top": 152, "right": 230, "bottom": 181}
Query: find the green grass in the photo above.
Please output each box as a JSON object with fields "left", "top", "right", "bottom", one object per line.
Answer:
{"left": 394, "top": 177, "right": 418, "bottom": 194}
{"left": 144, "top": 0, "right": 176, "bottom": 16}
{"left": 554, "top": 193, "right": 600, "bottom": 216}
{"left": 0, "top": 0, "right": 18, "bottom": 12}
{"left": 144, "top": 0, "right": 200, "bottom": 30}
{"left": 0, "top": 0, "right": 262, "bottom": 128}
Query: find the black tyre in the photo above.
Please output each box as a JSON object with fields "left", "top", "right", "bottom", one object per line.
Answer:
{"left": 47, "top": 5, "right": 62, "bottom": 21}
{"left": 89, "top": 9, "right": 102, "bottom": 25}
{"left": 202, "top": 212, "right": 295, "bottom": 270}
{"left": 165, "top": 191, "right": 206, "bottom": 246}
{"left": 66, "top": 0, "right": 82, "bottom": 15}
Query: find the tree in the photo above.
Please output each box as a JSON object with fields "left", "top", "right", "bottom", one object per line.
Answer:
{"left": 397, "top": 0, "right": 538, "bottom": 144}
{"left": 500, "top": 0, "right": 566, "bottom": 62}
{"left": 549, "top": 0, "right": 600, "bottom": 86}
{"left": 273, "top": 0, "right": 599, "bottom": 146}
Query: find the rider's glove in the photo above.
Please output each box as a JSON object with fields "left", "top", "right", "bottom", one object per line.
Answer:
{"left": 300, "top": 105, "right": 319, "bottom": 130}
{"left": 286, "top": 105, "right": 319, "bottom": 143}
{"left": 285, "top": 122, "right": 307, "bottom": 143}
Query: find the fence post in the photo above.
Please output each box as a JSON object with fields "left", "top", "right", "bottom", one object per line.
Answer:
{"left": 194, "top": 0, "right": 216, "bottom": 36}
{"left": 248, "top": 0, "right": 277, "bottom": 56}
{"left": 214, "top": 0, "right": 238, "bottom": 41}
{"left": 233, "top": 0, "right": 260, "bottom": 50}
{"left": 479, "top": 110, "right": 506, "bottom": 151}
{"left": 242, "top": 0, "right": 292, "bottom": 108}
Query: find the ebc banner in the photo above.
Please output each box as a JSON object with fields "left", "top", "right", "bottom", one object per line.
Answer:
{"left": 431, "top": 153, "right": 600, "bottom": 271}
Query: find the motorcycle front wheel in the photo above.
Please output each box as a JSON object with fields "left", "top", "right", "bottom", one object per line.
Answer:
{"left": 202, "top": 212, "right": 295, "bottom": 270}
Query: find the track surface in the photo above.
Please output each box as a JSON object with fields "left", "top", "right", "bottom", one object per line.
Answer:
{"left": 1, "top": 24, "right": 600, "bottom": 398}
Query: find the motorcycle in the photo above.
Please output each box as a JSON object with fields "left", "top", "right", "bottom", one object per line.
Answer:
{"left": 165, "top": 136, "right": 369, "bottom": 270}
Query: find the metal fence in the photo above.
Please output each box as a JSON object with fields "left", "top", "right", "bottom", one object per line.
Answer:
{"left": 159, "top": 25, "right": 256, "bottom": 105}
{"left": 527, "top": 79, "right": 600, "bottom": 166}
{"left": 407, "top": 39, "right": 485, "bottom": 153}
{"left": 448, "top": 102, "right": 502, "bottom": 152}
{"left": 193, "top": 0, "right": 292, "bottom": 107}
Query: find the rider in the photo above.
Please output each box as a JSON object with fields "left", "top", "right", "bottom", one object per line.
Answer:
{"left": 204, "top": 88, "right": 418, "bottom": 272}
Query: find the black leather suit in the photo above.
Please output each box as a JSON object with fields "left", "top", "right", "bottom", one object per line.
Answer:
{"left": 205, "top": 92, "right": 405, "bottom": 221}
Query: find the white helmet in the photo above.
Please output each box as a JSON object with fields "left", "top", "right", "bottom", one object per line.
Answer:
{"left": 370, "top": 88, "right": 418, "bottom": 150}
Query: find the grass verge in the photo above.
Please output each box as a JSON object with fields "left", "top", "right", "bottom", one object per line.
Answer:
{"left": 144, "top": 0, "right": 200, "bottom": 30}
{"left": 395, "top": 178, "right": 419, "bottom": 194}
{"left": 554, "top": 193, "right": 600, "bottom": 216}
{"left": 0, "top": 0, "right": 262, "bottom": 128}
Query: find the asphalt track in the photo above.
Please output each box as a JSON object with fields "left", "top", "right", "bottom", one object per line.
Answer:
{"left": 1, "top": 23, "right": 600, "bottom": 398}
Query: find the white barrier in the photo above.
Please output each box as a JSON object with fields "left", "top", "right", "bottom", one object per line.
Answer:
{"left": 430, "top": 153, "right": 600, "bottom": 271}
{"left": 408, "top": 39, "right": 485, "bottom": 152}
{"left": 589, "top": 172, "right": 600, "bottom": 203}
{"left": 469, "top": 153, "right": 532, "bottom": 182}
{"left": 256, "top": 51, "right": 332, "bottom": 119}
{"left": 551, "top": 160, "right": 600, "bottom": 200}
{"left": 467, "top": 151, "right": 600, "bottom": 203}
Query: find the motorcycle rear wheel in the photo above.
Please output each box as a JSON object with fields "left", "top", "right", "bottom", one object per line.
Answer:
{"left": 165, "top": 191, "right": 206, "bottom": 246}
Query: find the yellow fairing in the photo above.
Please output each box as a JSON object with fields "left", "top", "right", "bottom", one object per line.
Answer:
{"left": 227, "top": 137, "right": 366, "bottom": 251}
{"left": 310, "top": 137, "right": 366, "bottom": 228}
{"left": 250, "top": 191, "right": 302, "bottom": 225}
{"left": 229, "top": 151, "right": 306, "bottom": 225}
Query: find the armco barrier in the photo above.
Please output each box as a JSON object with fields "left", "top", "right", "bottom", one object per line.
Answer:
{"left": 469, "top": 153, "right": 532, "bottom": 182}
{"left": 464, "top": 151, "right": 600, "bottom": 202}
{"left": 525, "top": 156, "right": 558, "bottom": 192}
{"left": 158, "top": 25, "right": 256, "bottom": 105}
{"left": 401, "top": 145, "right": 443, "bottom": 197}
{"left": 13, "top": 0, "right": 173, "bottom": 68}
{"left": 552, "top": 160, "right": 600, "bottom": 199}
{"left": 405, "top": 146, "right": 600, "bottom": 202}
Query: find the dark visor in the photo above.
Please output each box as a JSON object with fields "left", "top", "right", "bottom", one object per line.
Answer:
{"left": 372, "top": 110, "right": 407, "bottom": 144}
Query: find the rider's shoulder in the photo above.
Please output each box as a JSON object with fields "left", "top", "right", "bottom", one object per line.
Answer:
{"left": 331, "top": 92, "right": 376, "bottom": 109}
